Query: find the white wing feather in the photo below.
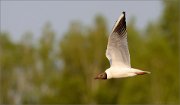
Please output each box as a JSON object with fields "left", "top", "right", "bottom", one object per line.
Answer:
{"left": 106, "top": 12, "right": 131, "bottom": 68}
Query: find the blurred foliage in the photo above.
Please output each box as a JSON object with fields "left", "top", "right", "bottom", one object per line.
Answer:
{"left": 0, "top": 1, "right": 179, "bottom": 104}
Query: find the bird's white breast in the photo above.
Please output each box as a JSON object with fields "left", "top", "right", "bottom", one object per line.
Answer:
{"left": 105, "top": 67, "right": 135, "bottom": 79}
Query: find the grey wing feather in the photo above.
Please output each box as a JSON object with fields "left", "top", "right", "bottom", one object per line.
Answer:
{"left": 106, "top": 12, "right": 131, "bottom": 67}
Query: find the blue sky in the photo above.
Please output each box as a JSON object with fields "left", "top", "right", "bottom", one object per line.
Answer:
{"left": 1, "top": 1, "right": 163, "bottom": 41}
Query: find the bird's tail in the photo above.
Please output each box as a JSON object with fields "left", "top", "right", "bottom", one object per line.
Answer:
{"left": 144, "top": 71, "right": 151, "bottom": 74}
{"left": 131, "top": 68, "right": 151, "bottom": 75}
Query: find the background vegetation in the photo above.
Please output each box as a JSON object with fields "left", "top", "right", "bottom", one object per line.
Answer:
{"left": 0, "top": 0, "right": 179, "bottom": 104}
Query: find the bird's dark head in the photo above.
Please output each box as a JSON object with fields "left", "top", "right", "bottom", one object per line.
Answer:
{"left": 94, "top": 72, "right": 107, "bottom": 80}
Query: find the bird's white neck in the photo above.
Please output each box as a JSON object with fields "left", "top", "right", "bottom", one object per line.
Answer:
{"left": 105, "top": 70, "right": 112, "bottom": 79}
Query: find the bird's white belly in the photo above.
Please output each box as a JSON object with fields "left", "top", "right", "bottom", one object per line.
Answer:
{"left": 111, "top": 70, "right": 130, "bottom": 78}
{"left": 106, "top": 67, "right": 134, "bottom": 79}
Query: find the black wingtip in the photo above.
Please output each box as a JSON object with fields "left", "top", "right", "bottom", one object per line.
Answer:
{"left": 113, "top": 11, "right": 126, "bottom": 36}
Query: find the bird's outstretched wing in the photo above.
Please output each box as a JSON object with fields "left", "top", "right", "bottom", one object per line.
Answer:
{"left": 106, "top": 12, "right": 131, "bottom": 67}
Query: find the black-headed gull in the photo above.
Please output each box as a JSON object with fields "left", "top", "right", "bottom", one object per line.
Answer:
{"left": 95, "top": 12, "right": 150, "bottom": 79}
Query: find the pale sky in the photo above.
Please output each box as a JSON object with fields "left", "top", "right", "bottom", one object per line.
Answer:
{"left": 1, "top": 1, "right": 163, "bottom": 41}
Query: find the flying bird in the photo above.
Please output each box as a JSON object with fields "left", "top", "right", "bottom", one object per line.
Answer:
{"left": 95, "top": 11, "right": 150, "bottom": 79}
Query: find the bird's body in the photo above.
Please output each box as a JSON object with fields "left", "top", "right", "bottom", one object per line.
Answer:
{"left": 95, "top": 11, "right": 150, "bottom": 80}
{"left": 105, "top": 67, "right": 150, "bottom": 79}
{"left": 105, "top": 67, "right": 133, "bottom": 79}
